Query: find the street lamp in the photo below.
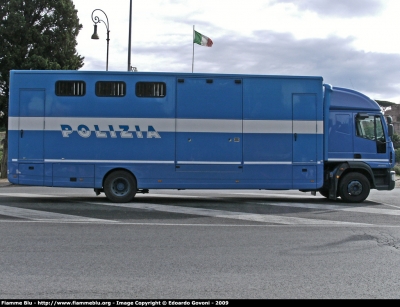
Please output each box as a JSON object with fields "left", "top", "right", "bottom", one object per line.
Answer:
{"left": 128, "top": 0, "right": 132, "bottom": 71}
{"left": 91, "top": 9, "right": 110, "bottom": 71}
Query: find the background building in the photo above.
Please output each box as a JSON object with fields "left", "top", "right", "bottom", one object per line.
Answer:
{"left": 385, "top": 104, "right": 400, "bottom": 133}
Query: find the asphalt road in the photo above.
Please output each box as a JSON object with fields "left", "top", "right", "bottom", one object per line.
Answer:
{"left": 1, "top": 183, "right": 400, "bottom": 299}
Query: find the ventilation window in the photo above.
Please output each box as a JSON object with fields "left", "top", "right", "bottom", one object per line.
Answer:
{"left": 136, "top": 82, "right": 166, "bottom": 97}
{"left": 55, "top": 81, "right": 86, "bottom": 96}
{"left": 96, "top": 81, "right": 126, "bottom": 97}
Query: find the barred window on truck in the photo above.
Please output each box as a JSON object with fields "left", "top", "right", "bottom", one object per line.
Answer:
{"left": 96, "top": 81, "right": 126, "bottom": 97}
{"left": 136, "top": 82, "right": 166, "bottom": 97}
{"left": 55, "top": 81, "right": 86, "bottom": 96}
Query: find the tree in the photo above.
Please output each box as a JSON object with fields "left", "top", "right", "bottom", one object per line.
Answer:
{"left": 0, "top": 0, "right": 84, "bottom": 178}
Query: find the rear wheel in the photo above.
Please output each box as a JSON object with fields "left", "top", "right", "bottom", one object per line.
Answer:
{"left": 339, "top": 172, "right": 370, "bottom": 203}
{"left": 104, "top": 170, "right": 137, "bottom": 203}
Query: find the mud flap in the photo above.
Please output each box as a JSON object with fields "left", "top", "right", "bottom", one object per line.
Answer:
{"left": 328, "top": 163, "right": 349, "bottom": 200}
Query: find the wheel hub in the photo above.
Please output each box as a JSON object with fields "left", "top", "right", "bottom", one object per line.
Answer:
{"left": 116, "top": 182, "right": 125, "bottom": 191}
{"left": 347, "top": 180, "right": 362, "bottom": 196}
{"left": 112, "top": 179, "right": 129, "bottom": 195}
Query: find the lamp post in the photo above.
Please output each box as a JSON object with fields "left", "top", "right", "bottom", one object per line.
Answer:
{"left": 91, "top": 9, "right": 110, "bottom": 71}
{"left": 128, "top": 0, "right": 132, "bottom": 71}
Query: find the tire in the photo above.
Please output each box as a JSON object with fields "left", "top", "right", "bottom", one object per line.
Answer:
{"left": 104, "top": 170, "right": 137, "bottom": 203}
{"left": 339, "top": 172, "right": 370, "bottom": 203}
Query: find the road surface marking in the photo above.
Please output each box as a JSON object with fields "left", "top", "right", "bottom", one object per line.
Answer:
{"left": 1, "top": 192, "right": 398, "bottom": 225}
{"left": 137, "top": 193, "right": 400, "bottom": 216}
{"left": 0, "top": 204, "right": 117, "bottom": 223}
{"left": 90, "top": 201, "right": 372, "bottom": 226}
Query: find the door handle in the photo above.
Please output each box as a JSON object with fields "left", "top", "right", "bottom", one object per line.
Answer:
{"left": 294, "top": 133, "right": 297, "bottom": 141}
{"left": 20, "top": 129, "right": 24, "bottom": 138}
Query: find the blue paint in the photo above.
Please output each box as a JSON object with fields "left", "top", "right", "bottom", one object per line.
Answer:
{"left": 7, "top": 70, "right": 395, "bottom": 201}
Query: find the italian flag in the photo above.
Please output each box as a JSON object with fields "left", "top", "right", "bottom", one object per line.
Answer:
{"left": 193, "top": 30, "right": 213, "bottom": 47}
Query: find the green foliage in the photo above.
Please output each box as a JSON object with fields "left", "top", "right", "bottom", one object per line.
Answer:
{"left": 393, "top": 165, "right": 400, "bottom": 176}
{"left": 396, "top": 148, "right": 400, "bottom": 165}
{"left": 392, "top": 134, "right": 400, "bottom": 150}
{"left": 0, "top": 132, "right": 3, "bottom": 162}
{"left": 0, "top": 0, "right": 84, "bottom": 126}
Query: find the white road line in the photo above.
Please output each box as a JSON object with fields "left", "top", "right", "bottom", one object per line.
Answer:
{"left": 140, "top": 193, "right": 400, "bottom": 216}
{"left": 368, "top": 200, "right": 400, "bottom": 209}
{"left": 1, "top": 192, "right": 398, "bottom": 225}
{"left": 89, "top": 201, "right": 372, "bottom": 226}
{"left": 0, "top": 193, "right": 67, "bottom": 198}
{"left": 252, "top": 202, "right": 400, "bottom": 216}
{"left": 0, "top": 205, "right": 117, "bottom": 223}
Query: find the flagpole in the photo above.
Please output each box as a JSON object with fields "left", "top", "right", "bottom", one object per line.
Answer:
{"left": 192, "top": 25, "right": 195, "bottom": 73}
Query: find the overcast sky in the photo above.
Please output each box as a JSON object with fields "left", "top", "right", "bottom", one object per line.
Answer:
{"left": 73, "top": 0, "right": 400, "bottom": 103}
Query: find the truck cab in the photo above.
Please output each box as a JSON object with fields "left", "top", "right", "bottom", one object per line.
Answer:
{"left": 322, "top": 86, "right": 396, "bottom": 202}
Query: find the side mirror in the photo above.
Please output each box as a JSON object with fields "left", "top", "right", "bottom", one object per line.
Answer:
{"left": 388, "top": 124, "right": 394, "bottom": 138}
{"left": 386, "top": 116, "right": 393, "bottom": 125}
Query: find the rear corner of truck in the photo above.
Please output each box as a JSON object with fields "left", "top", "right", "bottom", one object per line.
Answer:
{"left": 7, "top": 70, "right": 20, "bottom": 185}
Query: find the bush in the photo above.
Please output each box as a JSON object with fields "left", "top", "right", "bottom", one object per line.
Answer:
{"left": 0, "top": 132, "right": 3, "bottom": 162}
{"left": 392, "top": 134, "right": 400, "bottom": 149}
{"left": 394, "top": 165, "right": 400, "bottom": 176}
{"left": 396, "top": 148, "right": 400, "bottom": 165}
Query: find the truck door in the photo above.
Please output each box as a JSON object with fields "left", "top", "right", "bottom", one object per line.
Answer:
{"left": 19, "top": 89, "right": 45, "bottom": 160}
{"left": 354, "top": 113, "right": 388, "bottom": 162}
{"left": 292, "top": 93, "right": 318, "bottom": 188}
{"left": 18, "top": 89, "right": 45, "bottom": 184}
{"left": 176, "top": 77, "right": 243, "bottom": 172}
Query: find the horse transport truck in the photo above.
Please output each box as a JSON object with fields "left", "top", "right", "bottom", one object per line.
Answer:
{"left": 7, "top": 70, "right": 396, "bottom": 203}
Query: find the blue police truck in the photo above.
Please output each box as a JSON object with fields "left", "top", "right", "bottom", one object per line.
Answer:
{"left": 7, "top": 70, "right": 396, "bottom": 203}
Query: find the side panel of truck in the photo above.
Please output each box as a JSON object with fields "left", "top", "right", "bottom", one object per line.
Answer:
{"left": 17, "top": 89, "right": 45, "bottom": 185}
{"left": 173, "top": 76, "right": 324, "bottom": 189}
{"left": 8, "top": 71, "right": 323, "bottom": 191}
{"left": 242, "top": 78, "right": 323, "bottom": 190}
{"left": 176, "top": 77, "right": 243, "bottom": 173}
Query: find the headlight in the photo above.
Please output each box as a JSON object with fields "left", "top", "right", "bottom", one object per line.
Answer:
{"left": 390, "top": 171, "right": 396, "bottom": 182}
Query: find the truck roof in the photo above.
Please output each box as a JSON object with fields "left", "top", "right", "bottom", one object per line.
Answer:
{"left": 330, "top": 86, "right": 381, "bottom": 112}
{"left": 10, "top": 69, "right": 324, "bottom": 81}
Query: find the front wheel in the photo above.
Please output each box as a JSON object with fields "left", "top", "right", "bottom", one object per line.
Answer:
{"left": 104, "top": 170, "right": 137, "bottom": 203}
{"left": 339, "top": 172, "right": 370, "bottom": 203}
